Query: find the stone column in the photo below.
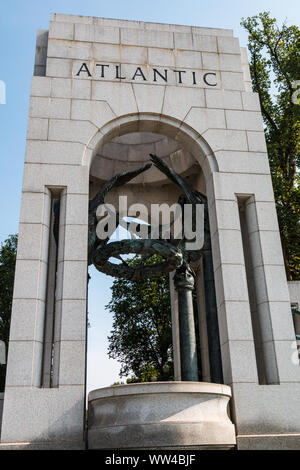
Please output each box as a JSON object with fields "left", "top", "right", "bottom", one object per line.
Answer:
{"left": 0, "top": 122, "right": 89, "bottom": 447}
{"left": 208, "top": 189, "right": 259, "bottom": 388}
{"left": 244, "top": 196, "right": 300, "bottom": 383}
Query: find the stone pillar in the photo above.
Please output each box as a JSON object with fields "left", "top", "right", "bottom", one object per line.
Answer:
{"left": 208, "top": 172, "right": 300, "bottom": 449}
{"left": 244, "top": 196, "right": 299, "bottom": 384}
{"left": 0, "top": 63, "right": 90, "bottom": 446}
{"left": 208, "top": 182, "right": 260, "bottom": 388}
{"left": 1, "top": 173, "right": 89, "bottom": 447}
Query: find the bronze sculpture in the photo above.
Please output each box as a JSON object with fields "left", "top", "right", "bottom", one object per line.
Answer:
{"left": 87, "top": 154, "right": 222, "bottom": 382}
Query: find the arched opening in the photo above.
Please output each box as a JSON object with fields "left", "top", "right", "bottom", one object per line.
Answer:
{"left": 86, "top": 114, "right": 222, "bottom": 395}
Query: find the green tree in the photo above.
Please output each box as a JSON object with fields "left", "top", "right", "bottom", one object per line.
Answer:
{"left": 106, "top": 255, "right": 173, "bottom": 382}
{"left": 241, "top": 12, "right": 300, "bottom": 280}
{"left": 0, "top": 234, "right": 18, "bottom": 391}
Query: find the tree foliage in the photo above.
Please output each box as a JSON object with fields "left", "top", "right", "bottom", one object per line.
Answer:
{"left": 241, "top": 12, "right": 300, "bottom": 280}
{"left": 0, "top": 234, "right": 17, "bottom": 391}
{"left": 106, "top": 255, "right": 173, "bottom": 382}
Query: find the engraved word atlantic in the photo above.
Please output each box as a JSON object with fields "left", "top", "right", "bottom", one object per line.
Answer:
{"left": 75, "top": 62, "right": 218, "bottom": 88}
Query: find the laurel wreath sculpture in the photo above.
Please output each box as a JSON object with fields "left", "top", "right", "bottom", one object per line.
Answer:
{"left": 92, "top": 239, "right": 183, "bottom": 280}
{"left": 88, "top": 154, "right": 210, "bottom": 280}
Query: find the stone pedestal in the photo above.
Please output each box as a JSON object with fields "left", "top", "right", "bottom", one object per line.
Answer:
{"left": 88, "top": 382, "right": 236, "bottom": 450}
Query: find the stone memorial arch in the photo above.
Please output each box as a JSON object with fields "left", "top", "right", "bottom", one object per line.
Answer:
{"left": 1, "top": 13, "right": 300, "bottom": 450}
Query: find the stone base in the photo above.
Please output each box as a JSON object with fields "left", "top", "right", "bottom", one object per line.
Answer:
{"left": 237, "top": 434, "right": 300, "bottom": 450}
{"left": 88, "top": 382, "right": 236, "bottom": 450}
{"left": 0, "top": 441, "right": 85, "bottom": 450}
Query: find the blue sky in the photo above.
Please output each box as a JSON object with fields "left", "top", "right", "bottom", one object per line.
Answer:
{"left": 0, "top": 0, "right": 299, "bottom": 392}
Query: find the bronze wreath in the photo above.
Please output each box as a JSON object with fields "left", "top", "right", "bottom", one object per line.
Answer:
{"left": 92, "top": 238, "right": 183, "bottom": 280}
